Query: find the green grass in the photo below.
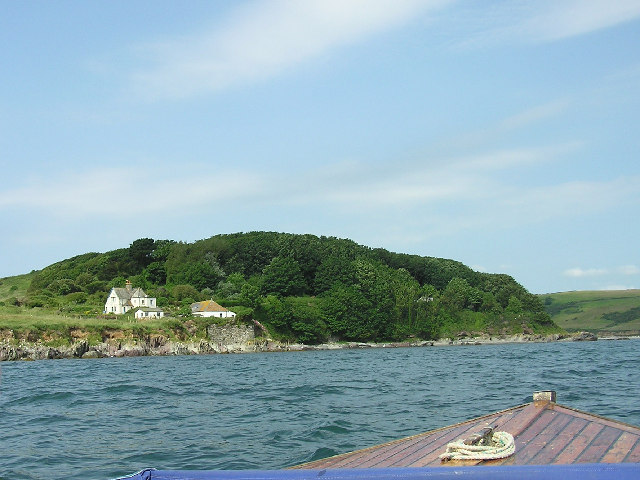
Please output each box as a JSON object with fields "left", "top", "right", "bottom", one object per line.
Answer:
{"left": 0, "top": 306, "right": 198, "bottom": 345}
{"left": 0, "top": 272, "right": 35, "bottom": 302}
{"left": 540, "top": 290, "right": 640, "bottom": 335}
{"left": 0, "top": 304, "right": 246, "bottom": 347}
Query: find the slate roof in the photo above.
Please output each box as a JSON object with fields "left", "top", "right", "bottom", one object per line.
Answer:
{"left": 112, "top": 287, "right": 150, "bottom": 301}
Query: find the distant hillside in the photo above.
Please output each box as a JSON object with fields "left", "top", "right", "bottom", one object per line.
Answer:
{"left": 540, "top": 290, "right": 640, "bottom": 335}
{"left": 0, "top": 272, "right": 33, "bottom": 302}
{"left": 2, "top": 232, "right": 560, "bottom": 344}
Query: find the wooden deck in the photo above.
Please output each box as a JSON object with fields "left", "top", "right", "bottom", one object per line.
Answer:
{"left": 291, "top": 393, "right": 640, "bottom": 469}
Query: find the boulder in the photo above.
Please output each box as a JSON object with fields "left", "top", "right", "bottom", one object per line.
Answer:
{"left": 573, "top": 331, "right": 598, "bottom": 341}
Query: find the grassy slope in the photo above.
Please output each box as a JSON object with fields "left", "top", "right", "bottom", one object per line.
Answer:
{"left": 0, "top": 272, "right": 34, "bottom": 301}
{"left": 540, "top": 290, "right": 640, "bottom": 335}
{"left": 0, "top": 272, "right": 212, "bottom": 345}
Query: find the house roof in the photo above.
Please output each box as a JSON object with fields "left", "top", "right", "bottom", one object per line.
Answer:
{"left": 131, "top": 287, "right": 149, "bottom": 298}
{"left": 191, "top": 300, "right": 230, "bottom": 313}
{"left": 111, "top": 286, "right": 150, "bottom": 301}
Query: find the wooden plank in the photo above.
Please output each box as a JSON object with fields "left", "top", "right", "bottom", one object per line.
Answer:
{"left": 552, "top": 421, "right": 604, "bottom": 464}
{"left": 293, "top": 406, "right": 526, "bottom": 470}
{"left": 399, "top": 421, "right": 492, "bottom": 467}
{"left": 292, "top": 399, "right": 640, "bottom": 470}
{"left": 529, "top": 417, "right": 589, "bottom": 465}
{"left": 411, "top": 407, "right": 545, "bottom": 468}
{"left": 509, "top": 409, "right": 574, "bottom": 465}
{"left": 490, "top": 408, "right": 560, "bottom": 465}
{"left": 414, "top": 411, "right": 523, "bottom": 467}
{"left": 376, "top": 419, "right": 491, "bottom": 467}
{"left": 624, "top": 437, "right": 640, "bottom": 462}
{"left": 576, "top": 426, "right": 624, "bottom": 463}
{"left": 352, "top": 404, "right": 546, "bottom": 468}
{"left": 601, "top": 432, "right": 640, "bottom": 463}
{"left": 554, "top": 405, "right": 640, "bottom": 434}
{"left": 331, "top": 432, "right": 442, "bottom": 469}
{"left": 491, "top": 402, "right": 550, "bottom": 439}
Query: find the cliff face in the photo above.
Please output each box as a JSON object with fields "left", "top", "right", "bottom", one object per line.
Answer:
{"left": 0, "top": 322, "right": 262, "bottom": 361}
{"left": 0, "top": 325, "right": 598, "bottom": 361}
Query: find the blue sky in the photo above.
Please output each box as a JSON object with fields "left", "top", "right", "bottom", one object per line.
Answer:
{"left": 1, "top": 0, "right": 639, "bottom": 294}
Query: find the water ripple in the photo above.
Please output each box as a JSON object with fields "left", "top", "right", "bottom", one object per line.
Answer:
{"left": 1, "top": 340, "right": 639, "bottom": 480}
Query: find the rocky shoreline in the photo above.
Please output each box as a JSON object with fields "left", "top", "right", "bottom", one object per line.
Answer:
{"left": 0, "top": 330, "right": 623, "bottom": 362}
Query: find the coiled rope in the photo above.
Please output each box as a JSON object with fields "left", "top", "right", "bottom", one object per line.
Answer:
{"left": 439, "top": 430, "right": 515, "bottom": 461}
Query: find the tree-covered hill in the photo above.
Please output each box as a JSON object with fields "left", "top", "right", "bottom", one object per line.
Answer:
{"left": 9, "top": 232, "right": 559, "bottom": 343}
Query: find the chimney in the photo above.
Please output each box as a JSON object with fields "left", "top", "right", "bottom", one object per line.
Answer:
{"left": 125, "top": 280, "right": 132, "bottom": 292}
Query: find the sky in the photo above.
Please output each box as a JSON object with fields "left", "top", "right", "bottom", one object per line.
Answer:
{"left": 1, "top": 0, "right": 639, "bottom": 294}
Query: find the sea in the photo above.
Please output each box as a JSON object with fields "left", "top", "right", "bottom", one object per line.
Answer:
{"left": 1, "top": 339, "right": 639, "bottom": 480}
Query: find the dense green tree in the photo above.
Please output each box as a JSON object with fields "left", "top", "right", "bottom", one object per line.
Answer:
{"left": 129, "top": 238, "right": 156, "bottom": 269}
{"left": 144, "top": 261, "right": 167, "bottom": 285}
{"left": 22, "top": 231, "right": 561, "bottom": 343}
{"left": 442, "top": 277, "right": 473, "bottom": 310}
{"left": 172, "top": 284, "right": 200, "bottom": 302}
{"left": 314, "top": 254, "right": 356, "bottom": 294}
{"left": 48, "top": 279, "right": 82, "bottom": 296}
{"left": 171, "top": 261, "right": 224, "bottom": 291}
{"left": 217, "top": 272, "right": 245, "bottom": 299}
{"left": 287, "top": 297, "right": 327, "bottom": 344}
{"left": 322, "top": 284, "right": 372, "bottom": 340}
{"left": 257, "top": 295, "right": 293, "bottom": 331}
{"left": 261, "top": 256, "right": 307, "bottom": 297}
{"left": 238, "top": 280, "right": 261, "bottom": 308}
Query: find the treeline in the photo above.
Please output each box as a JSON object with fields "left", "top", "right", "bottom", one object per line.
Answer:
{"left": 24, "top": 232, "right": 559, "bottom": 343}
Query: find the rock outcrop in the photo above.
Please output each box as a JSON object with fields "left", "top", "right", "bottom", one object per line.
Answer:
{"left": 0, "top": 329, "right": 614, "bottom": 362}
{"left": 572, "top": 331, "right": 598, "bottom": 341}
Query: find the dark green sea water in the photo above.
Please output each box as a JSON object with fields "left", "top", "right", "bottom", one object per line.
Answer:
{"left": 1, "top": 340, "right": 639, "bottom": 480}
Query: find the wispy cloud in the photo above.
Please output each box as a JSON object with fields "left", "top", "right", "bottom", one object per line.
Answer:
{"left": 449, "top": 0, "right": 640, "bottom": 49}
{"left": 0, "top": 167, "right": 266, "bottom": 218}
{"left": 600, "top": 285, "right": 638, "bottom": 291}
{"left": 564, "top": 267, "right": 608, "bottom": 278}
{"left": 436, "top": 100, "right": 574, "bottom": 152}
{"left": 130, "top": 0, "right": 449, "bottom": 100}
{"left": 2, "top": 145, "right": 639, "bottom": 241}
{"left": 499, "top": 101, "right": 571, "bottom": 131}
{"left": 564, "top": 265, "right": 640, "bottom": 278}
{"left": 525, "top": 0, "right": 640, "bottom": 42}
{"left": 617, "top": 265, "right": 640, "bottom": 275}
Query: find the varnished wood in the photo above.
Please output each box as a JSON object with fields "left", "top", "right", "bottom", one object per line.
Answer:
{"left": 292, "top": 398, "right": 640, "bottom": 470}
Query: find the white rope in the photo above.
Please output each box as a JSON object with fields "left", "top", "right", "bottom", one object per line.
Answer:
{"left": 439, "top": 431, "right": 515, "bottom": 461}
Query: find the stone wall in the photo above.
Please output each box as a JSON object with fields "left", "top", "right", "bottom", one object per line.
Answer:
{"left": 207, "top": 322, "right": 255, "bottom": 348}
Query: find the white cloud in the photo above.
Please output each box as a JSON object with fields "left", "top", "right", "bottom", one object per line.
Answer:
{"left": 617, "top": 265, "right": 640, "bottom": 275}
{"left": 2, "top": 146, "right": 639, "bottom": 241}
{"left": 526, "top": 0, "right": 640, "bottom": 42}
{"left": 564, "top": 267, "right": 608, "bottom": 278}
{"left": 504, "top": 176, "right": 640, "bottom": 222}
{"left": 499, "top": 100, "right": 571, "bottom": 131}
{"left": 0, "top": 167, "right": 266, "bottom": 218}
{"left": 600, "top": 284, "right": 638, "bottom": 291}
{"left": 131, "top": 0, "right": 450, "bottom": 100}
{"left": 563, "top": 265, "right": 640, "bottom": 279}
{"left": 448, "top": 0, "right": 640, "bottom": 49}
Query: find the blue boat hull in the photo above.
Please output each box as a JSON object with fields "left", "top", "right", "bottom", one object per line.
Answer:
{"left": 118, "top": 464, "right": 640, "bottom": 480}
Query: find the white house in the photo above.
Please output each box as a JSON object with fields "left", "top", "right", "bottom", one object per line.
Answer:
{"left": 104, "top": 280, "right": 162, "bottom": 316}
{"left": 135, "top": 307, "right": 165, "bottom": 319}
{"left": 191, "top": 300, "right": 236, "bottom": 318}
